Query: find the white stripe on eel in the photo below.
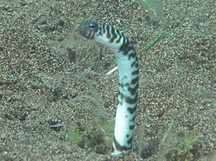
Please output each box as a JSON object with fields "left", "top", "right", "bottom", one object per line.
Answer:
{"left": 78, "top": 19, "right": 139, "bottom": 155}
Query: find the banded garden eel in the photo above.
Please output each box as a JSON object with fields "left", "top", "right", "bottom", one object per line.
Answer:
{"left": 78, "top": 19, "right": 139, "bottom": 155}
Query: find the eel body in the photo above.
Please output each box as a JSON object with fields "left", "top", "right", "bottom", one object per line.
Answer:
{"left": 78, "top": 19, "right": 139, "bottom": 155}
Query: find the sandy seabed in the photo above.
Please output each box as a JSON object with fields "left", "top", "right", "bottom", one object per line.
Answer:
{"left": 0, "top": 0, "right": 215, "bottom": 160}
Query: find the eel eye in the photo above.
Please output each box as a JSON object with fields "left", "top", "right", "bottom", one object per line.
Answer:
{"left": 89, "top": 22, "right": 96, "bottom": 29}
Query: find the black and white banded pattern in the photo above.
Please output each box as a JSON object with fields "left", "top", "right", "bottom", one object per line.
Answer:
{"left": 78, "top": 19, "right": 139, "bottom": 155}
